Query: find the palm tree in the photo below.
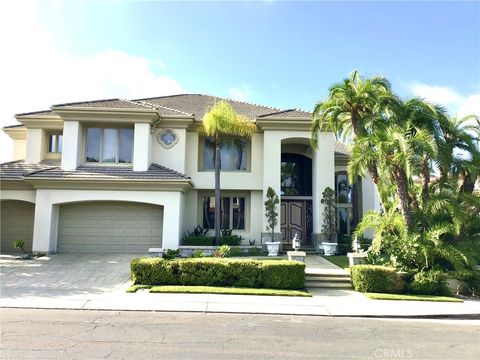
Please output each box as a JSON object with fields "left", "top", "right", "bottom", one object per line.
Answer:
{"left": 202, "top": 100, "right": 256, "bottom": 245}
{"left": 311, "top": 70, "right": 392, "bottom": 205}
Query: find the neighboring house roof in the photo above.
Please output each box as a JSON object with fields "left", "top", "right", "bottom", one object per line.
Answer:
{"left": 334, "top": 141, "right": 350, "bottom": 156}
{"left": 13, "top": 94, "right": 314, "bottom": 121}
{"left": 0, "top": 160, "right": 58, "bottom": 179}
{"left": 23, "top": 163, "right": 190, "bottom": 181}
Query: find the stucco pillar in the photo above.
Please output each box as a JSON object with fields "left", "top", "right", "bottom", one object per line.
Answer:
{"left": 61, "top": 121, "right": 81, "bottom": 170}
{"left": 312, "top": 132, "right": 335, "bottom": 245}
{"left": 133, "top": 123, "right": 152, "bottom": 171}
{"left": 162, "top": 192, "right": 182, "bottom": 249}
{"left": 25, "top": 128, "right": 45, "bottom": 164}
{"left": 261, "top": 131, "right": 282, "bottom": 243}
{"left": 32, "top": 190, "right": 58, "bottom": 253}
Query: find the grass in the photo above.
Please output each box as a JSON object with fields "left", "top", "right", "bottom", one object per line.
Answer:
{"left": 365, "top": 292, "right": 463, "bottom": 303}
{"left": 127, "top": 285, "right": 311, "bottom": 297}
{"left": 323, "top": 255, "right": 349, "bottom": 269}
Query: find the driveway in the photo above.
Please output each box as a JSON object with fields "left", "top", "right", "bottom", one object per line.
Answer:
{"left": 0, "top": 254, "right": 133, "bottom": 301}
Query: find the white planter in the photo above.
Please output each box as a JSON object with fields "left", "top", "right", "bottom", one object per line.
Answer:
{"left": 265, "top": 242, "right": 281, "bottom": 257}
{"left": 322, "top": 242, "right": 338, "bottom": 256}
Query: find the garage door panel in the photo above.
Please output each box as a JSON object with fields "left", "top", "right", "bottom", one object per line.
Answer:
{"left": 58, "top": 201, "right": 163, "bottom": 254}
{"left": 1, "top": 201, "right": 35, "bottom": 253}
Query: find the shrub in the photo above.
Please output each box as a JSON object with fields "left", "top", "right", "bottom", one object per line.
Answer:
{"left": 190, "top": 250, "right": 204, "bottom": 258}
{"left": 246, "top": 247, "right": 263, "bottom": 256}
{"left": 130, "top": 258, "right": 305, "bottom": 289}
{"left": 350, "top": 265, "right": 404, "bottom": 294}
{"left": 182, "top": 235, "right": 242, "bottom": 246}
{"left": 163, "top": 249, "right": 180, "bottom": 260}
{"left": 451, "top": 270, "right": 480, "bottom": 291}
{"left": 227, "top": 247, "right": 242, "bottom": 257}
{"left": 411, "top": 270, "right": 450, "bottom": 296}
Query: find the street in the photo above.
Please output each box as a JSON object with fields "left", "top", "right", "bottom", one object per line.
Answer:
{"left": 0, "top": 308, "right": 478, "bottom": 359}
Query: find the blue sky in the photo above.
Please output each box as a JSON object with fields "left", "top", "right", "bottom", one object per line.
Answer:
{"left": 0, "top": 1, "right": 479, "bottom": 161}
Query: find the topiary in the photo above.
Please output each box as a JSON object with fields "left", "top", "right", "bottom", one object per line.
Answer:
{"left": 411, "top": 270, "right": 450, "bottom": 296}
{"left": 350, "top": 265, "right": 404, "bottom": 294}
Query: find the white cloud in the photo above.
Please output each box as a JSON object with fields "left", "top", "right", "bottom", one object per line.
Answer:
{"left": 228, "top": 84, "right": 253, "bottom": 102}
{"left": 0, "top": 2, "right": 184, "bottom": 163}
{"left": 410, "top": 83, "right": 480, "bottom": 118}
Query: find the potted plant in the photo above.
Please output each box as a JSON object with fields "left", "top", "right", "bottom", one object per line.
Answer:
{"left": 320, "top": 187, "right": 338, "bottom": 256}
{"left": 264, "top": 186, "right": 281, "bottom": 256}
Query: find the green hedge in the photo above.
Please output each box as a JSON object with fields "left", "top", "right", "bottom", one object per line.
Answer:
{"left": 131, "top": 258, "right": 305, "bottom": 290}
{"left": 183, "top": 235, "right": 241, "bottom": 246}
{"left": 411, "top": 270, "right": 450, "bottom": 296}
{"left": 350, "top": 265, "right": 404, "bottom": 294}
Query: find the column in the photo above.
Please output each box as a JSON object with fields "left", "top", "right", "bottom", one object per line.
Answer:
{"left": 133, "top": 123, "right": 152, "bottom": 171}
{"left": 61, "top": 121, "right": 81, "bottom": 170}
{"left": 25, "top": 128, "right": 45, "bottom": 164}
{"left": 162, "top": 192, "right": 182, "bottom": 249}
{"left": 312, "top": 132, "right": 335, "bottom": 246}
{"left": 261, "top": 131, "right": 281, "bottom": 244}
{"left": 32, "top": 190, "right": 58, "bottom": 253}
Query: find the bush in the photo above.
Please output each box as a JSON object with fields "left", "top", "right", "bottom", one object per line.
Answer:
{"left": 337, "top": 235, "right": 352, "bottom": 255}
{"left": 411, "top": 270, "right": 450, "bottom": 296}
{"left": 182, "top": 235, "right": 242, "bottom": 246}
{"left": 163, "top": 249, "right": 180, "bottom": 260}
{"left": 451, "top": 270, "right": 480, "bottom": 291}
{"left": 350, "top": 265, "right": 404, "bottom": 294}
{"left": 190, "top": 250, "right": 204, "bottom": 258}
{"left": 131, "top": 258, "right": 305, "bottom": 289}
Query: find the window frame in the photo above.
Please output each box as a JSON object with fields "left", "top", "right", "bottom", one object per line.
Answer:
{"left": 198, "top": 136, "right": 251, "bottom": 172}
{"left": 198, "top": 192, "right": 250, "bottom": 232}
{"left": 84, "top": 126, "right": 134, "bottom": 165}
{"left": 47, "top": 131, "right": 63, "bottom": 154}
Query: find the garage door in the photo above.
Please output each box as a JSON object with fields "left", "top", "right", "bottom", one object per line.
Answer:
{"left": 1, "top": 200, "right": 35, "bottom": 253}
{"left": 58, "top": 201, "right": 163, "bottom": 253}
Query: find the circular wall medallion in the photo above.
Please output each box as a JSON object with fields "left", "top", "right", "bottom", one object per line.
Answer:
{"left": 157, "top": 129, "right": 179, "bottom": 148}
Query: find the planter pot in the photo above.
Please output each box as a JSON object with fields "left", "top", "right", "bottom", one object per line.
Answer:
{"left": 265, "top": 242, "right": 281, "bottom": 257}
{"left": 287, "top": 251, "right": 306, "bottom": 262}
{"left": 321, "top": 242, "right": 338, "bottom": 256}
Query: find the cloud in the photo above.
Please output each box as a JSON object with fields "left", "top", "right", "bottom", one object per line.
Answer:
{"left": 0, "top": 2, "right": 184, "bottom": 163}
{"left": 410, "top": 83, "right": 480, "bottom": 118}
{"left": 228, "top": 84, "right": 253, "bottom": 102}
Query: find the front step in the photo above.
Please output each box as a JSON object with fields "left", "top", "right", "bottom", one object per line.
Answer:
{"left": 305, "top": 272, "right": 352, "bottom": 289}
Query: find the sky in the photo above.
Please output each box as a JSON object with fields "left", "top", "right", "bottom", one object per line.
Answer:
{"left": 0, "top": 0, "right": 479, "bottom": 162}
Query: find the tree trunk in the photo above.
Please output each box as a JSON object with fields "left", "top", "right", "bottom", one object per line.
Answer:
{"left": 394, "top": 166, "right": 413, "bottom": 230}
{"left": 420, "top": 156, "right": 430, "bottom": 207}
{"left": 214, "top": 135, "right": 221, "bottom": 246}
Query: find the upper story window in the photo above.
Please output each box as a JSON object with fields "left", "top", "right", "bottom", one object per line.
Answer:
{"left": 86, "top": 128, "right": 133, "bottom": 164}
{"left": 335, "top": 172, "right": 352, "bottom": 204}
{"left": 280, "top": 153, "right": 312, "bottom": 196}
{"left": 203, "top": 138, "right": 248, "bottom": 171}
{"left": 48, "top": 132, "right": 63, "bottom": 153}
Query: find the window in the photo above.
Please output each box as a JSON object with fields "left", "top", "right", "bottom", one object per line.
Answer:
{"left": 202, "top": 196, "right": 245, "bottom": 230}
{"left": 48, "top": 132, "right": 63, "bottom": 153}
{"left": 203, "top": 138, "right": 247, "bottom": 171}
{"left": 86, "top": 128, "right": 133, "bottom": 163}
{"left": 280, "top": 153, "right": 312, "bottom": 196}
{"left": 335, "top": 171, "right": 361, "bottom": 236}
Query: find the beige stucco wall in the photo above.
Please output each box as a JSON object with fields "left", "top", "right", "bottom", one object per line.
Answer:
{"left": 152, "top": 128, "right": 187, "bottom": 174}
{"left": 32, "top": 189, "right": 183, "bottom": 253}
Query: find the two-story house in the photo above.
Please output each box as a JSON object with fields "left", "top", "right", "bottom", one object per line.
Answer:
{"left": 0, "top": 94, "right": 380, "bottom": 254}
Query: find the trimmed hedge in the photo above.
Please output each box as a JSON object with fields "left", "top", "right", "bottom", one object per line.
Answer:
{"left": 350, "top": 265, "right": 404, "bottom": 294}
{"left": 131, "top": 258, "right": 305, "bottom": 290}
{"left": 411, "top": 270, "right": 450, "bottom": 296}
{"left": 183, "top": 235, "right": 241, "bottom": 246}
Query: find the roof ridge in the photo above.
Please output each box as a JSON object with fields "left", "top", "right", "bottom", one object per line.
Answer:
{"left": 257, "top": 109, "right": 297, "bottom": 118}
{"left": 197, "top": 93, "right": 284, "bottom": 113}
{"left": 119, "top": 98, "right": 158, "bottom": 110}
{"left": 51, "top": 98, "right": 120, "bottom": 108}
{"left": 150, "top": 163, "right": 190, "bottom": 179}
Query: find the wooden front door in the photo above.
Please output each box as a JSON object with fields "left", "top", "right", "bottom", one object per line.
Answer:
{"left": 280, "top": 200, "right": 312, "bottom": 245}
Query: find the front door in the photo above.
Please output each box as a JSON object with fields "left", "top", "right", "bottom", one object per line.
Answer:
{"left": 280, "top": 200, "right": 312, "bottom": 245}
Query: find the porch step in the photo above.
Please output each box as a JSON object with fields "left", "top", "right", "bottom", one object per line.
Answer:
{"left": 305, "top": 272, "right": 352, "bottom": 289}
{"left": 282, "top": 247, "right": 317, "bottom": 254}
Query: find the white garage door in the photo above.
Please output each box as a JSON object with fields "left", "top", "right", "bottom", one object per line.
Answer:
{"left": 1, "top": 200, "right": 35, "bottom": 253}
{"left": 58, "top": 201, "right": 163, "bottom": 253}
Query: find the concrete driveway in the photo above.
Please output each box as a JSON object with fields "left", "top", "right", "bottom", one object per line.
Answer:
{"left": 0, "top": 254, "right": 133, "bottom": 301}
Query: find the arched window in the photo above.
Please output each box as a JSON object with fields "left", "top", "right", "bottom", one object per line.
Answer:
{"left": 281, "top": 153, "right": 312, "bottom": 196}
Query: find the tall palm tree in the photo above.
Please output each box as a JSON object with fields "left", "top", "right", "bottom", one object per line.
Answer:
{"left": 202, "top": 100, "right": 256, "bottom": 245}
{"left": 311, "top": 70, "right": 392, "bottom": 205}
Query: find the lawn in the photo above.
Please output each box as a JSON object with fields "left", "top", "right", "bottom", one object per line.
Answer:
{"left": 127, "top": 285, "right": 311, "bottom": 297}
{"left": 323, "top": 255, "right": 349, "bottom": 269}
{"left": 365, "top": 292, "right": 463, "bottom": 303}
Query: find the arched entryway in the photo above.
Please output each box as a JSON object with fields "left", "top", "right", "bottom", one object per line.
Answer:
{"left": 57, "top": 201, "right": 164, "bottom": 253}
{"left": 280, "top": 138, "right": 314, "bottom": 247}
{"left": 1, "top": 200, "right": 35, "bottom": 253}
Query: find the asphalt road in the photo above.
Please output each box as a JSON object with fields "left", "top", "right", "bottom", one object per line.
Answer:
{"left": 1, "top": 309, "right": 479, "bottom": 360}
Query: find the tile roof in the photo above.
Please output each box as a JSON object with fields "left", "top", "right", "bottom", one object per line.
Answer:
{"left": 13, "top": 94, "right": 315, "bottom": 121}
{"left": 132, "top": 94, "right": 296, "bottom": 120}
{"left": 24, "top": 163, "right": 190, "bottom": 181}
{"left": 0, "top": 160, "right": 58, "bottom": 179}
{"left": 334, "top": 141, "right": 350, "bottom": 155}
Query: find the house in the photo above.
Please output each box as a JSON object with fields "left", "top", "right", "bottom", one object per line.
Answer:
{"left": 0, "top": 94, "right": 380, "bottom": 254}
